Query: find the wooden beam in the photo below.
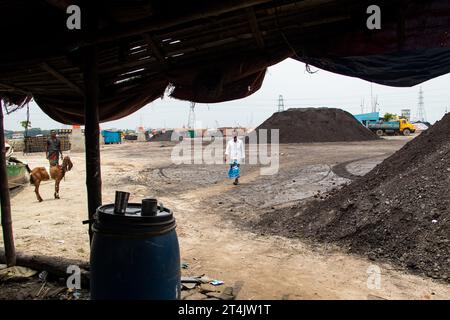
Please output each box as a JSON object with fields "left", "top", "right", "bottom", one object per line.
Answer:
{"left": 0, "top": 249, "right": 89, "bottom": 288}
{"left": 0, "top": 82, "right": 31, "bottom": 96}
{"left": 83, "top": 3, "right": 102, "bottom": 244}
{"left": 265, "top": 0, "right": 338, "bottom": 15}
{"left": 246, "top": 7, "right": 265, "bottom": 49}
{"left": 40, "top": 62, "right": 84, "bottom": 96}
{"left": 142, "top": 33, "right": 168, "bottom": 66}
{"left": 0, "top": 100, "right": 16, "bottom": 267}
{"left": 45, "top": 0, "right": 73, "bottom": 11}
{"left": 83, "top": 0, "right": 273, "bottom": 46}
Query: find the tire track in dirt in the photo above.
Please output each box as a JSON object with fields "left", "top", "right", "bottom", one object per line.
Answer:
{"left": 331, "top": 154, "right": 390, "bottom": 180}
{"left": 331, "top": 159, "right": 365, "bottom": 180}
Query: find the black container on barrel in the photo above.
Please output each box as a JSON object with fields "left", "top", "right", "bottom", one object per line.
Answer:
{"left": 90, "top": 198, "right": 180, "bottom": 300}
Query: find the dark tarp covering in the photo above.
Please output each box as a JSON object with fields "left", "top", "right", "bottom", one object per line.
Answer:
{"left": 34, "top": 79, "right": 169, "bottom": 124}
{"left": 1, "top": 0, "right": 450, "bottom": 124}
{"left": 291, "top": 0, "right": 450, "bottom": 87}
{"left": 296, "top": 47, "right": 450, "bottom": 88}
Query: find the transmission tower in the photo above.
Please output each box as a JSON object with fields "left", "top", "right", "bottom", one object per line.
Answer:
{"left": 371, "top": 96, "right": 379, "bottom": 113}
{"left": 416, "top": 87, "right": 426, "bottom": 122}
{"left": 368, "top": 82, "right": 380, "bottom": 113}
{"left": 277, "top": 95, "right": 285, "bottom": 112}
{"left": 187, "top": 101, "right": 196, "bottom": 129}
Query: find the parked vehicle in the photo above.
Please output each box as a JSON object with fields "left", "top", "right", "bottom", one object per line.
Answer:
{"left": 368, "top": 119, "right": 416, "bottom": 136}
{"left": 5, "top": 143, "right": 28, "bottom": 189}
{"left": 354, "top": 112, "right": 416, "bottom": 136}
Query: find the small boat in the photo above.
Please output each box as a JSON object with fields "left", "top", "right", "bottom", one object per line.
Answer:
{"left": 5, "top": 143, "right": 29, "bottom": 189}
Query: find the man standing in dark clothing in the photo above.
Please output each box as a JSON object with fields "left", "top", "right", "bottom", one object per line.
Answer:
{"left": 46, "top": 130, "right": 63, "bottom": 166}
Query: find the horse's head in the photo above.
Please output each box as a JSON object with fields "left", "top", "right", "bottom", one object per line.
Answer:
{"left": 62, "top": 156, "right": 73, "bottom": 172}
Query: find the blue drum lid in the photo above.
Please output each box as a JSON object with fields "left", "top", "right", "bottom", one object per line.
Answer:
{"left": 93, "top": 203, "right": 176, "bottom": 237}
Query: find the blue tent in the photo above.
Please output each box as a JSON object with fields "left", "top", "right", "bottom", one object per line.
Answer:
{"left": 102, "top": 130, "right": 122, "bottom": 144}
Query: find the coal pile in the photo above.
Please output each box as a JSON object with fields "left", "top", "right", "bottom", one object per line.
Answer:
{"left": 257, "top": 113, "right": 450, "bottom": 281}
{"left": 248, "top": 108, "right": 378, "bottom": 143}
{"left": 148, "top": 130, "right": 174, "bottom": 142}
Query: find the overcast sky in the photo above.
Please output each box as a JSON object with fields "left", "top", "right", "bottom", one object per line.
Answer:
{"left": 4, "top": 58, "right": 450, "bottom": 131}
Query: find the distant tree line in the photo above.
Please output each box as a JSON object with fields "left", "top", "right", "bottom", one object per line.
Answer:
{"left": 4, "top": 128, "right": 51, "bottom": 139}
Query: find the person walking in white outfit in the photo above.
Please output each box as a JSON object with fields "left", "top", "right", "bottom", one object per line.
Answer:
{"left": 224, "top": 132, "right": 245, "bottom": 185}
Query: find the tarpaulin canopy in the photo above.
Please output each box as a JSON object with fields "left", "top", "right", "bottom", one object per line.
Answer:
{"left": 0, "top": 0, "right": 449, "bottom": 124}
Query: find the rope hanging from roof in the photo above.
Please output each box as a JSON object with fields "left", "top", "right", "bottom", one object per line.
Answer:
{"left": 1, "top": 95, "right": 32, "bottom": 115}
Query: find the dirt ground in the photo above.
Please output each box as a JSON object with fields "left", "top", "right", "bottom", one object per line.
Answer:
{"left": 2, "top": 136, "right": 450, "bottom": 300}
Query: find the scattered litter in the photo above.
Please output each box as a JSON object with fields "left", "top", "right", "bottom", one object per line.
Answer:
{"left": 0, "top": 266, "right": 38, "bottom": 282}
{"left": 35, "top": 281, "right": 47, "bottom": 297}
{"left": 56, "top": 240, "right": 65, "bottom": 244}
{"left": 38, "top": 271, "right": 48, "bottom": 282}
{"left": 181, "top": 263, "right": 189, "bottom": 269}
{"left": 180, "top": 276, "right": 240, "bottom": 300}
{"left": 182, "top": 283, "right": 197, "bottom": 290}
{"left": 73, "top": 291, "right": 82, "bottom": 299}
{"left": 431, "top": 220, "right": 438, "bottom": 223}
{"left": 181, "top": 275, "right": 211, "bottom": 284}
{"left": 66, "top": 287, "right": 82, "bottom": 300}
{"left": 210, "top": 280, "right": 224, "bottom": 286}
{"left": 199, "top": 283, "right": 219, "bottom": 293}
{"left": 181, "top": 276, "right": 202, "bottom": 284}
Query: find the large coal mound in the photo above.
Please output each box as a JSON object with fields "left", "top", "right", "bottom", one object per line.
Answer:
{"left": 148, "top": 130, "right": 174, "bottom": 142}
{"left": 257, "top": 113, "right": 450, "bottom": 281}
{"left": 248, "top": 108, "right": 378, "bottom": 143}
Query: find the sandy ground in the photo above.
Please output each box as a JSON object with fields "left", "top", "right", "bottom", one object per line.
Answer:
{"left": 3, "top": 136, "right": 450, "bottom": 300}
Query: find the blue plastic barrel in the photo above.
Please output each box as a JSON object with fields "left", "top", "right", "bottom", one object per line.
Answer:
{"left": 90, "top": 202, "right": 180, "bottom": 300}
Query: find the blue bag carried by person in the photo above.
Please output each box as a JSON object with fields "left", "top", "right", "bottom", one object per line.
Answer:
{"left": 228, "top": 160, "right": 240, "bottom": 179}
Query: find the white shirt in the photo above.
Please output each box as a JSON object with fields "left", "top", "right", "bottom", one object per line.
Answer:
{"left": 225, "top": 138, "right": 245, "bottom": 163}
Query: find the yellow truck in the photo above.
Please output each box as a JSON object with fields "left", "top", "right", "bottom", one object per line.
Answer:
{"left": 368, "top": 118, "right": 416, "bottom": 136}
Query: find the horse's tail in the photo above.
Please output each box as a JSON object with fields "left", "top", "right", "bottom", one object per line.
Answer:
{"left": 25, "top": 164, "right": 32, "bottom": 173}
{"left": 29, "top": 173, "right": 35, "bottom": 185}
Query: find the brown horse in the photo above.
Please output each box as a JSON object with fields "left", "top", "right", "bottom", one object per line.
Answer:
{"left": 27, "top": 156, "right": 73, "bottom": 202}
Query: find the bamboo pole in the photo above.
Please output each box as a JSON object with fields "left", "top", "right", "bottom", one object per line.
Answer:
{"left": 0, "top": 100, "right": 16, "bottom": 266}
{"left": 83, "top": 46, "right": 102, "bottom": 244}
{"left": 83, "top": 3, "right": 102, "bottom": 244}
